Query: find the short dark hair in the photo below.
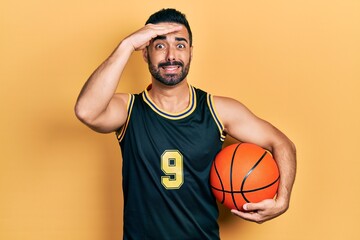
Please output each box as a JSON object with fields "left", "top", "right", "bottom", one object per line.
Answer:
{"left": 145, "top": 8, "right": 193, "bottom": 46}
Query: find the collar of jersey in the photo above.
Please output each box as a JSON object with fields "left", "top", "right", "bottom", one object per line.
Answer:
{"left": 142, "top": 84, "right": 197, "bottom": 120}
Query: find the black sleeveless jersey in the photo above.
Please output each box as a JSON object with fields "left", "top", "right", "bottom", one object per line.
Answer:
{"left": 116, "top": 85, "right": 226, "bottom": 240}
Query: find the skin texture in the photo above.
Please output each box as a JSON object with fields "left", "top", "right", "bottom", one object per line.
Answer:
{"left": 75, "top": 22, "right": 296, "bottom": 224}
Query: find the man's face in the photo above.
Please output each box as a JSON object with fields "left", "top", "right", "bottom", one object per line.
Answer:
{"left": 144, "top": 24, "right": 192, "bottom": 86}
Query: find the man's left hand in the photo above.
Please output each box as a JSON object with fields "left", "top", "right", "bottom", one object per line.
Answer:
{"left": 231, "top": 199, "right": 288, "bottom": 224}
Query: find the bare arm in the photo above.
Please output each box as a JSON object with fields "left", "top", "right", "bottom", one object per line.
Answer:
{"left": 74, "top": 23, "right": 183, "bottom": 133}
{"left": 214, "top": 96, "right": 296, "bottom": 223}
{"left": 74, "top": 41, "right": 133, "bottom": 133}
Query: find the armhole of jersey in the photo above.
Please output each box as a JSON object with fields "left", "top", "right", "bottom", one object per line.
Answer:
{"left": 207, "top": 94, "right": 226, "bottom": 142}
{"left": 116, "top": 93, "right": 135, "bottom": 142}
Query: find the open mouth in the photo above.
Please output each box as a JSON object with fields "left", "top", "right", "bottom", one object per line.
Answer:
{"left": 159, "top": 61, "right": 183, "bottom": 68}
{"left": 162, "top": 65, "right": 180, "bottom": 71}
{"left": 159, "top": 62, "right": 183, "bottom": 73}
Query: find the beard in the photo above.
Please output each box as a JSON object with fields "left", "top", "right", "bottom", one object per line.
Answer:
{"left": 147, "top": 56, "right": 191, "bottom": 86}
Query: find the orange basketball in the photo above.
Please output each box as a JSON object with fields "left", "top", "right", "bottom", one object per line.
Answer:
{"left": 210, "top": 143, "right": 280, "bottom": 210}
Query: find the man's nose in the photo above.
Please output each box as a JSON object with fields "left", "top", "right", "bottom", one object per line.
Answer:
{"left": 166, "top": 46, "right": 176, "bottom": 61}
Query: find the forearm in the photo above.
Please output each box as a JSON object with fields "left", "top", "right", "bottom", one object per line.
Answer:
{"left": 272, "top": 138, "right": 297, "bottom": 209}
{"left": 75, "top": 39, "right": 134, "bottom": 122}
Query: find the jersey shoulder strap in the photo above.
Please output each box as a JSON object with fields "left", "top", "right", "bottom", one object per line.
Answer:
{"left": 206, "top": 92, "right": 226, "bottom": 141}
{"left": 115, "top": 93, "right": 135, "bottom": 142}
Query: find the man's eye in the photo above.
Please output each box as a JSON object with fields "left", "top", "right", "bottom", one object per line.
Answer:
{"left": 155, "top": 44, "right": 165, "bottom": 49}
{"left": 177, "top": 44, "right": 186, "bottom": 49}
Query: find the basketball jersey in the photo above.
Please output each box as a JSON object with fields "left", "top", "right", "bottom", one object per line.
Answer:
{"left": 116, "top": 84, "right": 226, "bottom": 240}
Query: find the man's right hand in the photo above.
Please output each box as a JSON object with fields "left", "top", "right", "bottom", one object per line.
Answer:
{"left": 123, "top": 23, "right": 183, "bottom": 51}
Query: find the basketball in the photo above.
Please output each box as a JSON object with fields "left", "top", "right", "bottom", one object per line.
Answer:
{"left": 210, "top": 143, "right": 280, "bottom": 210}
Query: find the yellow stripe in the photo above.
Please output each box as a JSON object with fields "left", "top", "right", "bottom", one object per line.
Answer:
{"left": 207, "top": 94, "right": 226, "bottom": 141}
{"left": 142, "top": 84, "right": 197, "bottom": 120}
{"left": 116, "top": 93, "right": 135, "bottom": 142}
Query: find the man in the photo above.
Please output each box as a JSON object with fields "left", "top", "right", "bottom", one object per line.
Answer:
{"left": 75, "top": 8, "right": 296, "bottom": 240}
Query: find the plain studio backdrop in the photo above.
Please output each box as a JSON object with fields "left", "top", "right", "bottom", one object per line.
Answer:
{"left": 1, "top": 0, "right": 359, "bottom": 239}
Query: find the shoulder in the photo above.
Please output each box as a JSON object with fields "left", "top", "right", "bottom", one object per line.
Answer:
{"left": 213, "top": 95, "right": 250, "bottom": 113}
{"left": 212, "top": 95, "right": 259, "bottom": 130}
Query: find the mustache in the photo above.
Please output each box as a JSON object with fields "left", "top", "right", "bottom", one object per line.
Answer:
{"left": 158, "top": 61, "right": 184, "bottom": 68}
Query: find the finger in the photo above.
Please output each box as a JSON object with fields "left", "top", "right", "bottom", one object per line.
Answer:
{"left": 147, "top": 22, "right": 183, "bottom": 30}
{"left": 243, "top": 202, "right": 266, "bottom": 212}
{"left": 146, "top": 23, "right": 183, "bottom": 36}
{"left": 231, "top": 209, "right": 264, "bottom": 224}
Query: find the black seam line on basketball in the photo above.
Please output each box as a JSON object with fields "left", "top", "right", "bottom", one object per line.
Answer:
{"left": 211, "top": 176, "right": 280, "bottom": 193}
{"left": 213, "top": 159, "right": 225, "bottom": 203}
{"left": 240, "top": 151, "right": 268, "bottom": 203}
{"left": 230, "top": 143, "right": 242, "bottom": 211}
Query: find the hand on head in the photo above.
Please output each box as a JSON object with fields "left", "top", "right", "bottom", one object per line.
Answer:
{"left": 125, "top": 23, "right": 183, "bottom": 51}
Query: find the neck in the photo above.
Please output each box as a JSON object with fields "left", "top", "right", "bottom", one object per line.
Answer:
{"left": 148, "top": 79, "right": 190, "bottom": 113}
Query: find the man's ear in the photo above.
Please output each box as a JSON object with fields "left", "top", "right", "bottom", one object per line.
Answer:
{"left": 142, "top": 47, "right": 148, "bottom": 63}
{"left": 190, "top": 46, "right": 193, "bottom": 60}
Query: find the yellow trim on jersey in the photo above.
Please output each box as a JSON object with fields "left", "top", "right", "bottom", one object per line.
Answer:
{"left": 207, "top": 94, "right": 226, "bottom": 141}
{"left": 142, "top": 84, "right": 197, "bottom": 120}
{"left": 116, "top": 93, "right": 135, "bottom": 142}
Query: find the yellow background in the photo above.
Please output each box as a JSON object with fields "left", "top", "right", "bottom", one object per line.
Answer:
{"left": 1, "top": 0, "right": 359, "bottom": 239}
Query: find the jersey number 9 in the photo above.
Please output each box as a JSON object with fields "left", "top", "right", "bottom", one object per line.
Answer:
{"left": 161, "top": 150, "right": 184, "bottom": 189}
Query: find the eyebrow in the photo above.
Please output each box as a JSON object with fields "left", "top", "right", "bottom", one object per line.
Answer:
{"left": 152, "top": 35, "right": 166, "bottom": 42}
{"left": 175, "top": 37, "right": 188, "bottom": 43}
{"left": 152, "top": 35, "right": 189, "bottom": 44}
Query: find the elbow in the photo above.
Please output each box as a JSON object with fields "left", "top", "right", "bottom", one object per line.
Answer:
{"left": 281, "top": 137, "right": 297, "bottom": 158}
{"left": 74, "top": 102, "right": 95, "bottom": 125}
{"left": 289, "top": 139, "right": 297, "bottom": 156}
{"left": 74, "top": 103, "right": 86, "bottom": 122}
{"left": 74, "top": 103, "right": 111, "bottom": 134}
{"left": 272, "top": 134, "right": 297, "bottom": 158}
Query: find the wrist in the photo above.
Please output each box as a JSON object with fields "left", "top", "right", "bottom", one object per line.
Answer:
{"left": 117, "top": 38, "right": 136, "bottom": 54}
{"left": 275, "top": 196, "right": 290, "bottom": 213}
